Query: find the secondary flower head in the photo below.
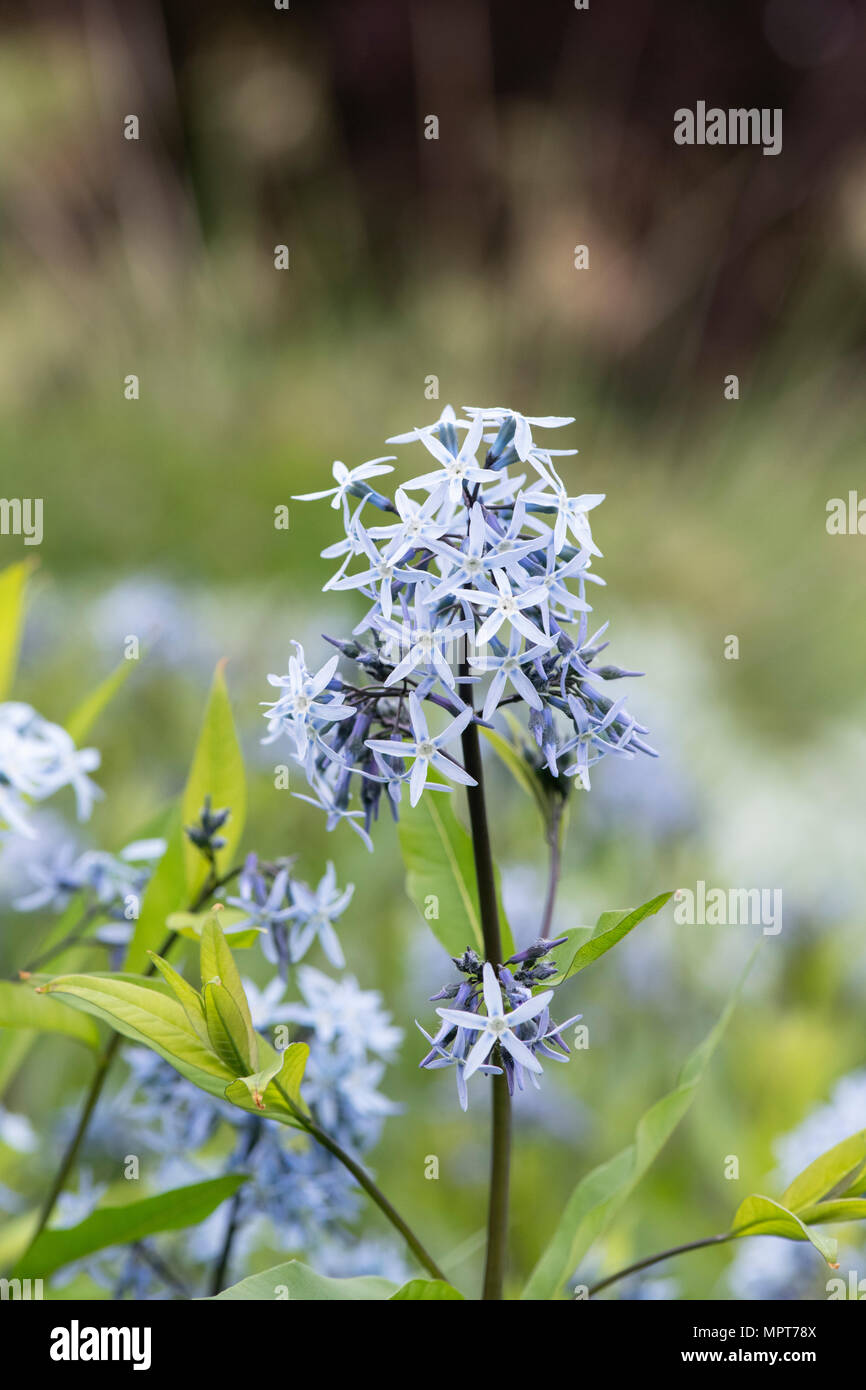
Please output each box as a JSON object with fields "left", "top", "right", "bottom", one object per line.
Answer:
{"left": 419, "top": 942, "right": 581, "bottom": 1110}
{"left": 263, "top": 406, "right": 656, "bottom": 847}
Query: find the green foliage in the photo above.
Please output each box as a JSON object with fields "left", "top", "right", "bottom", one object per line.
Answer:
{"left": 38, "top": 916, "right": 309, "bottom": 1124}
{"left": 0, "top": 558, "right": 32, "bottom": 699}
{"left": 64, "top": 658, "right": 137, "bottom": 745}
{"left": 389, "top": 1279, "right": 465, "bottom": 1300}
{"left": 182, "top": 660, "right": 246, "bottom": 895}
{"left": 208, "top": 1259, "right": 399, "bottom": 1301}
{"left": 726, "top": 1127, "right": 866, "bottom": 1268}
{"left": 551, "top": 892, "right": 674, "bottom": 984}
{"left": 14, "top": 1176, "right": 246, "bottom": 1280}
{"left": 729, "top": 1194, "right": 837, "bottom": 1265}
{"left": 522, "top": 949, "right": 758, "bottom": 1299}
{"left": 397, "top": 794, "right": 514, "bottom": 959}
{"left": 0, "top": 980, "right": 100, "bottom": 1049}
{"left": 208, "top": 1260, "right": 464, "bottom": 1301}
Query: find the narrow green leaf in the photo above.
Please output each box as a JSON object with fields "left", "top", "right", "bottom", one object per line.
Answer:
{"left": 798, "top": 1198, "right": 866, "bottom": 1225}
{"left": 15, "top": 1176, "right": 246, "bottom": 1280}
{"left": 780, "top": 1129, "right": 866, "bottom": 1213}
{"left": 203, "top": 981, "right": 254, "bottom": 1074}
{"left": 552, "top": 893, "right": 673, "bottom": 984}
{"left": 200, "top": 916, "right": 258, "bottom": 1066}
{"left": 182, "top": 660, "right": 246, "bottom": 895}
{"left": 147, "top": 951, "right": 209, "bottom": 1045}
{"left": 0, "top": 559, "right": 33, "bottom": 700}
{"left": 0, "top": 981, "right": 99, "bottom": 1049}
{"left": 124, "top": 809, "right": 187, "bottom": 974}
{"left": 37, "top": 973, "right": 234, "bottom": 1095}
{"left": 397, "top": 794, "right": 514, "bottom": 960}
{"left": 521, "top": 948, "right": 758, "bottom": 1300}
{"left": 389, "top": 1279, "right": 465, "bottom": 1300}
{"left": 208, "top": 1259, "right": 398, "bottom": 1301}
{"left": 65, "top": 659, "right": 136, "bottom": 745}
{"left": 730, "top": 1194, "right": 838, "bottom": 1265}
{"left": 167, "top": 908, "right": 260, "bottom": 948}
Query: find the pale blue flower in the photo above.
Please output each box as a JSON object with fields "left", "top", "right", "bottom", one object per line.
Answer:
{"left": 366, "top": 692, "right": 475, "bottom": 806}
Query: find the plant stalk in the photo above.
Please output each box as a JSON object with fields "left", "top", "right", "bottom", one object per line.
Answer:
{"left": 586, "top": 1232, "right": 733, "bottom": 1297}
{"left": 458, "top": 655, "right": 510, "bottom": 1301}
{"left": 275, "top": 1082, "right": 448, "bottom": 1284}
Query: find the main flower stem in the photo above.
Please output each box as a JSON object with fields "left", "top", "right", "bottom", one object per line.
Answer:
{"left": 458, "top": 657, "right": 510, "bottom": 1301}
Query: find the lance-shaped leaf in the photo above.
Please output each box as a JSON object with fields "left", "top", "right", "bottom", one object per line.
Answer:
{"left": 780, "top": 1129, "right": 866, "bottom": 1213}
{"left": 36, "top": 973, "right": 236, "bottom": 1097}
{"left": 182, "top": 660, "right": 246, "bottom": 894}
{"left": 797, "top": 1198, "right": 866, "bottom": 1226}
{"left": 203, "top": 980, "right": 256, "bottom": 1075}
{"left": 521, "top": 948, "right": 758, "bottom": 1300}
{"left": 208, "top": 1259, "right": 400, "bottom": 1301}
{"left": 146, "top": 950, "right": 209, "bottom": 1046}
{"left": 14, "top": 1176, "right": 246, "bottom": 1280}
{"left": 124, "top": 809, "right": 187, "bottom": 974}
{"left": 729, "top": 1194, "right": 838, "bottom": 1265}
{"left": 167, "top": 908, "right": 260, "bottom": 949}
{"left": 550, "top": 892, "right": 673, "bottom": 984}
{"left": 0, "top": 981, "right": 100, "bottom": 1049}
{"left": 65, "top": 657, "right": 137, "bottom": 745}
{"left": 200, "top": 915, "right": 258, "bottom": 1068}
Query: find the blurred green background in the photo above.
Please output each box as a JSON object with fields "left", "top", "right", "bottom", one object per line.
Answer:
{"left": 1, "top": 0, "right": 865, "bottom": 1298}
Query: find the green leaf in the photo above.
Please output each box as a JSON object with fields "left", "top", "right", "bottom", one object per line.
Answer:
{"left": 780, "top": 1129, "right": 866, "bottom": 1213}
{"left": 389, "top": 1279, "right": 465, "bottom": 1300}
{"left": 124, "top": 809, "right": 187, "bottom": 974}
{"left": 37, "top": 973, "right": 235, "bottom": 1095}
{"left": 208, "top": 1259, "right": 398, "bottom": 1301}
{"left": 203, "top": 981, "right": 255, "bottom": 1074}
{"left": 0, "top": 559, "right": 33, "bottom": 700}
{"left": 551, "top": 893, "right": 674, "bottom": 984}
{"left": 224, "top": 1041, "right": 309, "bottom": 1126}
{"left": 730, "top": 1194, "right": 837, "bottom": 1265}
{"left": 521, "top": 948, "right": 758, "bottom": 1300}
{"left": 0, "top": 981, "right": 100, "bottom": 1049}
{"left": 182, "top": 660, "right": 246, "bottom": 895}
{"left": 146, "top": 951, "right": 209, "bottom": 1045}
{"left": 65, "top": 659, "right": 136, "bottom": 745}
{"left": 798, "top": 1198, "right": 866, "bottom": 1225}
{"left": 200, "top": 915, "right": 257, "bottom": 1067}
{"left": 397, "top": 794, "right": 514, "bottom": 960}
{"left": 167, "top": 908, "right": 260, "bottom": 948}
{"left": 14, "top": 1176, "right": 246, "bottom": 1280}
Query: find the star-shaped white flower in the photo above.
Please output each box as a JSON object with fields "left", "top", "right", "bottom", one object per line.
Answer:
{"left": 455, "top": 568, "right": 553, "bottom": 649}
{"left": 293, "top": 457, "right": 395, "bottom": 518}
{"left": 401, "top": 413, "right": 498, "bottom": 505}
{"left": 365, "top": 692, "right": 475, "bottom": 806}
{"left": 436, "top": 962, "right": 553, "bottom": 1079}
